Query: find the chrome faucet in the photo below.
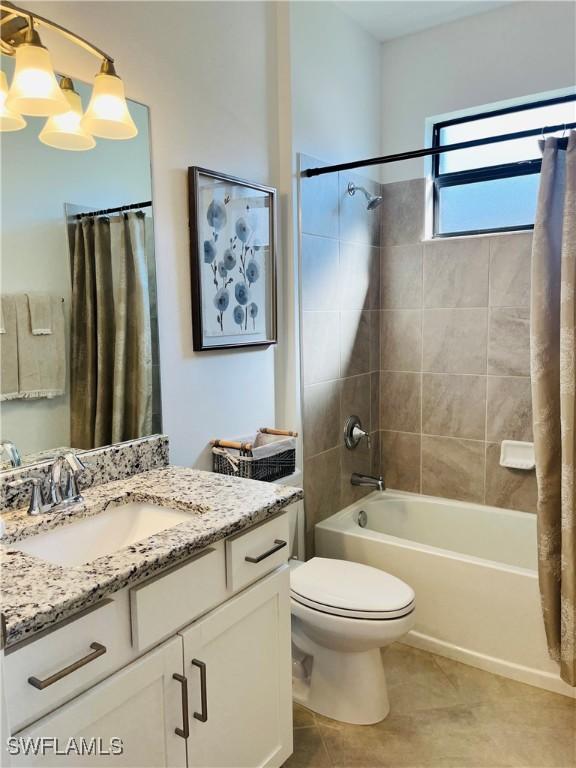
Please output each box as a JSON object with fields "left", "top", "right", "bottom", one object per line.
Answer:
{"left": 1, "top": 440, "right": 22, "bottom": 467}
{"left": 9, "top": 452, "right": 87, "bottom": 516}
{"left": 50, "top": 452, "right": 86, "bottom": 507}
{"left": 350, "top": 472, "right": 386, "bottom": 492}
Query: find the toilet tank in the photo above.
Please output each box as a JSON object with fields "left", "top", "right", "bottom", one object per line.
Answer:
{"left": 273, "top": 470, "right": 304, "bottom": 560}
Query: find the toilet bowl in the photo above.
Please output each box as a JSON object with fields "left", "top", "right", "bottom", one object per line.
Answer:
{"left": 290, "top": 557, "right": 415, "bottom": 725}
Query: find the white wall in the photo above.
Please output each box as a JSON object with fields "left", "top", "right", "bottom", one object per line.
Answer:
{"left": 21, "top": 1, "right": 282, "bottom": 468}
{"left": 290, "top": 1, "right": 382, "bottom": 179}
{"left": 380, "top": 1, "right": 576, "bottom": 182}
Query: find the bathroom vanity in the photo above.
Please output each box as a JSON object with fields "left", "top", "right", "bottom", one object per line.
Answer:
{"left": 1, "top": 464, "right": 302, "bottom": 767}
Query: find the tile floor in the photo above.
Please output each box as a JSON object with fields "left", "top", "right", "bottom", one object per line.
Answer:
{"left": 285, "top": 644, "right": 575, "bottom": 768}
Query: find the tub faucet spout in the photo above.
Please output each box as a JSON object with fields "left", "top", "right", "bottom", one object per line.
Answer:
{"left": 350, "top": 472, "right": 385, "bottom": 492}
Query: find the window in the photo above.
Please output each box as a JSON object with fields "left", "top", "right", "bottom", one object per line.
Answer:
{"left": 432, "top": 94, "right": 576, "bottom": 237}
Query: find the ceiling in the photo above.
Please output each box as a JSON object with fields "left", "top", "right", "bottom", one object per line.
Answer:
{"left": 336, "top": 1, "right": 512, "bottom": 42}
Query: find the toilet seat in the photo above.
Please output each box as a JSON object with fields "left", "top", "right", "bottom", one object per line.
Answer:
{"left": 290, "top": 557, "right": 415, "bottom": 620}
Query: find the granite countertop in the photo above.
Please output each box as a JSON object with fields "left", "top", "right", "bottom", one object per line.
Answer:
{"left": 0, "top": 466, "right": 303, "bottom": 647}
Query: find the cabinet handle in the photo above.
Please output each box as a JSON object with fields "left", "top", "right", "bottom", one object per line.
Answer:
{"left": 192, "top": 659, "right": 208, "bottom": 722}
{"left": 28, "top": 642, "right": 106, "bottom": 690}
{"left": 245, "top": 539, "right": 287, "bottom": 564}
{"left": 172, "top": 674, "right": 189, "bottom": 739}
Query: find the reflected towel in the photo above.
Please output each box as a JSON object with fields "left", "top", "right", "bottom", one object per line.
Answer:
{"left": 0, "top": 296, "right": 19, "bottom": 400}
{"left": 14, "top": 294, "right": 65, "bottom": 398}
{"left": 27, "top": 293, "right": 53, "bottom": 335}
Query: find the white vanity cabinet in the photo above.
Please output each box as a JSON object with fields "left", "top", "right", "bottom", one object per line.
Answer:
{"left": 181, "top": 567, "right": 292, "bottom": 768}
{"left": 4, "top": 512, "right": 293, "bottom": 768}
{"left": 9, "top": 636, "right": 186, "bottom": 768}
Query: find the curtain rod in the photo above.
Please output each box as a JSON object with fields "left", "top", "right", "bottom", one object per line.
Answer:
{"left": 303, "top": 122, "right": 576, "bottom": 177}
{"left": 76, "top": 201, "right": 152, "bottom": 219}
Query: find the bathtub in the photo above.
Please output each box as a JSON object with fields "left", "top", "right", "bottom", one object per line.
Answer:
{"left": 315, "top": 490, "right": 575, "bottom": 698}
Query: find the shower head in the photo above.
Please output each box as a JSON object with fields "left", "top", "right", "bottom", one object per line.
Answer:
{"left": 347, "top": 182, "right": 383, "bottom": 211}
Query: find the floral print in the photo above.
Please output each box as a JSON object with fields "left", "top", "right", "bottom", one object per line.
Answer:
{"left": 203, "top": 195, "right": 263, "bottom": 334}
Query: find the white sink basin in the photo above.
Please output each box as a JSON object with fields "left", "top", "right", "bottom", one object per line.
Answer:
{"left": 14, "top": 501, "right": 194, "bottom": 567}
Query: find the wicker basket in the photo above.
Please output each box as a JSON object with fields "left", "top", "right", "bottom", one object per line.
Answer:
{"left": 211, "top": 429, "right": 297, "bottom": 482}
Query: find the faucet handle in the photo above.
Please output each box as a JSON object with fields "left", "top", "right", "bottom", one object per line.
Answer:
{"left": 8, "top": 475, "right": 48, "bottom": 516}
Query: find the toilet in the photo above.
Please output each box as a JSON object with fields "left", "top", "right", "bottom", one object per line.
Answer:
{"left": 289, "top": 557, "right": 415, "bottom": 724}
{"left": 277, "top": 473, "right": 416, "bottom": 725}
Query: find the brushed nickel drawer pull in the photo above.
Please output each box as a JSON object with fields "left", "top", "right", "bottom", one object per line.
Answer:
{"left": 172, "top": 673, "right": 189, "bottom": 739}
{"left": 245, "top": 539, "right": 287, "bottom": 564}
{"left": 192, "top": 659, "right": 208, "bottom": 722}
{"left": 28, "top": 642, "right": 107, "bottom": 690}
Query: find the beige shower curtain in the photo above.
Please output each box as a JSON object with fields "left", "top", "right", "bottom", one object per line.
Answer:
{"left": 70, "top": 212, "right": 153, "bottom": 449}
{"left": 530, "top": 131, "right": 575, "bottom": 686}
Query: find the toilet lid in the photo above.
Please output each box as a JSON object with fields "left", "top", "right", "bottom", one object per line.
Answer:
{"left": 290, "top": 557, "right": 415, "bottom": 620}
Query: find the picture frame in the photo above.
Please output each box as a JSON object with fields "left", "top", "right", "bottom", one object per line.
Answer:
{"left": 188, "top": 166, "right": 278, "bottom": 351}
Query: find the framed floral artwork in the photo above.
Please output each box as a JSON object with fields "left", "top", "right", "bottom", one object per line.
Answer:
{"left": 188, "top": 167, "right": 277, "bottom": 351}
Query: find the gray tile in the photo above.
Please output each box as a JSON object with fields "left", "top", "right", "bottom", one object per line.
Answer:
{"left": 422, "top": 374, "right": 486, "bottom": 440}
{"left": 381, "top": 310, "right": 422, "bottom": 372}
{"left": 381, "top": 431, "right": 421, "bottom": 493}
{"left": 381, "top": 244, "right": 423, "bottom": 309}
{"left": 303, "top": 447, "right": 341, "bottom": 537}
{"left": 380, "top": 178, "right": 425, "bottom": 246}
{"left": 339, "top": 241, "right": 380, "bottom": 310}
{"left": 303, "top": 380, "right": 341, "bottom": 457}
{"left": 423, "top": 237, "right": 489, "bottom": 308}
{"left": 341, "top": 374, "right": 371, "bottom": 433}
{"left": 369, "top": 310, "right": 380, "bottom": 373}
{"left": 422, "top": 308, "right": 488, "bottom": 374}
{"left": 338, "top": 171, "right": 381, "bottom": 247}
{"left": 422, "top": 436, "right": 485, "bottom": 503}
{"left": 485, "top": 442, "right": 538, "bottom": 513}
{"left": 341, "top": 438, "right": 373, "bottom": 507}
{"left": 293, "top": 703, "right": 316, "bottom": 729}
{"left": 300, "top": 154, "right": 339, "bottom": 239}
{"left": 486, "top": 376, "right": 533, "bottom": 442}
{"left": 302, "top": 234, "right": 339, "bottom": 311}
{"left": 489, "top": 233, "right": 532, "bottom": 307}
{"left": 380, "top": 372, "right": 421, "bottom": 433}
{"left": 340, "top": 311, "right": 370, "bottom": 378}
{"left": 302, "top": 312, "right": 339, "bottom": 385}
{"left": 488, "top": 307, "right": 530, "bottom": 376}
{"left": 285, "top": 725, "right": 332, "bottom": 767}
{"left": 370, "top": 372, "right": 380, "bottom": 432}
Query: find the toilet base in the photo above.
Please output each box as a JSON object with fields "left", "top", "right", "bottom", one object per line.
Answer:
{"left": 292, "top": 643, "right": 390, "bottom": 725}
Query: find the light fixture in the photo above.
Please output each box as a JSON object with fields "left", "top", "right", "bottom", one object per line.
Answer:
{"left": 0, "top": 1, "right": 138, "bottom": 148}
{"left": 39, "top": 77, "right": 95, "bottom": 151}
{"left": 0, "top": 69, "right": 25, "bottom": 130}
{"left": 81, "top": 59, "right": 137, "bottom": 140}
{"left": 6, "top": 24, "right": 68, "bottom": 116}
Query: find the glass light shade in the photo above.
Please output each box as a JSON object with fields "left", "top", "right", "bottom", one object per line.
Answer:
{"left": 39, "top": 87, "right": 96, "bottom": 151}
{"left": 0, "top": 71, "right": 26, "bottom": 131}
{"left": 81, "top": 72, "right": 138, "bottom": 140}
{"left": 6, "top": 43, "right": 69, "bottom": 116}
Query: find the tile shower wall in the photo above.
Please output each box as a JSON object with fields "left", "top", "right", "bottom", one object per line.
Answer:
{"left": 300, "top": 156, "right": 382, "bottom": 555}
{"left": 380, "top": 179, "right": 537, "bottom": 513}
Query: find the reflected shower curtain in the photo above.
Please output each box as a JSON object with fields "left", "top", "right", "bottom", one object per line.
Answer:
{"left": 530, "top": 132, "right": 575, "bottom": 686}
{"left": 70, "top": 212, "right": 152, "bottom": 449}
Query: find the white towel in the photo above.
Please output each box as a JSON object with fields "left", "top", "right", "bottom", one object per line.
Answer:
{"left": 26, "top": 293, "right": 53, "bottom": 335}
{"left": 0, "top": 296, "right": 19, "bottom": 400}
{"left": 14, "top": 294, "right": 66, "bottom": 399}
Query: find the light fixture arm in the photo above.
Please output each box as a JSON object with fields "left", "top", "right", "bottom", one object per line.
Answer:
{"left": 0, "top": 0, "right": 114, "bottom": 63}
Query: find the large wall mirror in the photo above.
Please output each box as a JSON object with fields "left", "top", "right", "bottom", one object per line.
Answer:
{"left": 0, "top": 62, "right": 161, "bottom": 470}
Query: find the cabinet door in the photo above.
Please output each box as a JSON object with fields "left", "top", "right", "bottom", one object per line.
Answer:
{"left": 8, "top": 637, "right": 186, "bottom": 768}
{"left": 181, "top": 567, "right": 292, "bottom": 768}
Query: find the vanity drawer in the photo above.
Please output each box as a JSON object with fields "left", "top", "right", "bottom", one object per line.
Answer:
{"left": 5, "top": 594, "right": 133, "bottom": 733}
{"left": 130, "top": 541, "right": 227, "bottom": 652}
{"left": 226, "top": 513, "right": 289, "bottom": 592}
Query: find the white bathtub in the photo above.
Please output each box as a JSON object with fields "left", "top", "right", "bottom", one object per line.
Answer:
{"left": 315, "top": 490, "right": 575, "bottom": 698}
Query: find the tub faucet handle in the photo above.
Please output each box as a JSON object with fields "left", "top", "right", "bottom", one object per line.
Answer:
{"left": 344, "top": 415, "right": 370, "bottom": 450}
